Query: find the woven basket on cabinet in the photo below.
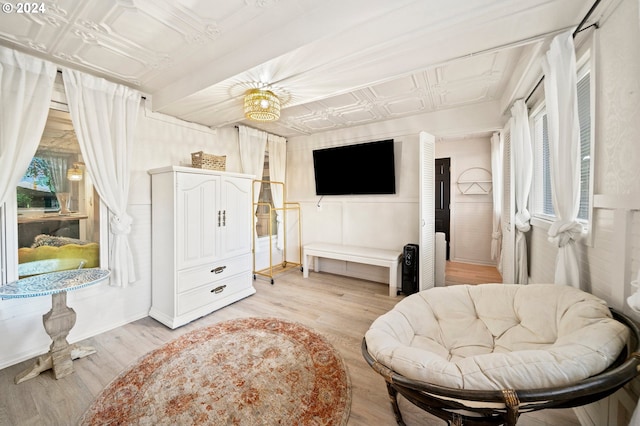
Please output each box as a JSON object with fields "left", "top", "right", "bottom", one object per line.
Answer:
{"left": 191, "top": 151, "right": 226, "bottom": 171}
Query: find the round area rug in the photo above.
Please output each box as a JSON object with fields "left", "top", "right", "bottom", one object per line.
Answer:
{"left": 80, "top": 317, "right": 351, "bottom": 425}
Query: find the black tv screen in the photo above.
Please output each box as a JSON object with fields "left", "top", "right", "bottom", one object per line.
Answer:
{"left": 312, "top": 139, "right": 396, "bottom": 195}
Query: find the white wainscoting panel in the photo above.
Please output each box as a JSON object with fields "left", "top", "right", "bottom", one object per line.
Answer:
{"left": 452, "top": 201, "right": 493, "bottom": 265}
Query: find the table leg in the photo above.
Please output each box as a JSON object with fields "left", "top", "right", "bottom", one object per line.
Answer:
{"left": 15, "top": 292, "right": 95, "bottom": 384}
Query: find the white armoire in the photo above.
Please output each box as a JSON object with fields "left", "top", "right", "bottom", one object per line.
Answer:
{"left": 148, "top": 166, "right": 255, "bottom": 329}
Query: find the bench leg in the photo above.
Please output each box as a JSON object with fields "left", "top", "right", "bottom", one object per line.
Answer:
{"left": 302, "top": 254, "right": 318, "bottom": 277}
{"left": 389, "top": 260, "right": 398, "bottom": 297}
{"left": 303, "top": 253, "right": 309, "bottom": 278}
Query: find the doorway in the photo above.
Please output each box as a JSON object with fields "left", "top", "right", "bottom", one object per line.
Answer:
{"left": 435, "top": 158, "right": 450, "bottom": 259}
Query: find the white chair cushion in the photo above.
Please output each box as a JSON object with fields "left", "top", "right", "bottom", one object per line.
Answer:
{"left": 365, "top": 284, "right": 629, "bottom": 390}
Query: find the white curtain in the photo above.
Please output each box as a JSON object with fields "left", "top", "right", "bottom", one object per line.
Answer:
{"left": 632, "top": 0, "right": 640, "bottom": 401}
{"left": 238, "top": 125, "right": 268, "bottom": 179}
{"left": 62, "top": 69, "right": 141, "bottom": 287}
{"left": 268, "top": 134, "right": 287, "bottom": 250}
{"left": 0, "top": 46, "right": 56, "bottom": 207}
{"left": 238, "top": 125, "right": 267, "bottom": 245}
{"left": 510, "top": 99, "right": 533, "bottom": 284}
{"left": 542, "top": 30, "right": 583, "bottom": 288}
{"left": 42, "top": 156, "right": 69, "bottom": 194}
{"left": 490, "top": 132, "right": 503, "bottom": 272}
{"left": 632, "top": 4, "right": 640, "bottom": 419}
{"left": 43, "top": 155, "right": 70, "bottom": 213}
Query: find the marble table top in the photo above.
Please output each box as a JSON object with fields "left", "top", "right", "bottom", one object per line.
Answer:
{"left": 0, "top": 268, "right": 110, "bottom": 299}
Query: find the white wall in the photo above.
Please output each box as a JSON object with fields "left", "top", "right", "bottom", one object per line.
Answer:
{"left": 287, "top": 103, "right": 502, "bottom": 283}
{"left": 287, "top": 134, "right": 419, "bottom": 283}
{"left": 436, "top": 137, "right": 494, "bottom": 266}
{"left": 586, "top": 0, "right": 640, "bottom": 318}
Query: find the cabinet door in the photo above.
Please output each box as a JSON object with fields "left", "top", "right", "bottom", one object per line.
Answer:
{"left": 176, "top": 172, "right": 220, "bottom": 268}
{"left": 220, "top": 176, "right": 252, "bottom": 258}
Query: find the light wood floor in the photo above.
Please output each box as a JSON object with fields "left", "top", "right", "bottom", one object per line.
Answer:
{"left": 445, "top": 260, "right": 504, "bottom": 286}
{"left": 0, "top": 262, "right": 580, "bottom": 426}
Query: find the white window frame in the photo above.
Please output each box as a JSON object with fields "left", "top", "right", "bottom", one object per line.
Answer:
{"left": 529, "top": 42, "right": 596, "bottom": 246}
{"left": 530, "top": 102, "right": 555, "bottom": 224}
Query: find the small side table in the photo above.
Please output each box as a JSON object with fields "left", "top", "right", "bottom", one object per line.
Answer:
{"left": 0, "top": 268, "right": 110, "bottom": 384}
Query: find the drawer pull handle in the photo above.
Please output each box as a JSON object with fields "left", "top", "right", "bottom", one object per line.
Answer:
{"left": 211, "top": 266, "right": 227, "bottom": 274}
{"left": 211, "top": 285, "right": 226, "bottom": 294}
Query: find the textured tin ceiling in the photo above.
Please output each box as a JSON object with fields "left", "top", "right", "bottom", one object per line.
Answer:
{"left": 0, "top": 0, "right": 606, "bottom": 137}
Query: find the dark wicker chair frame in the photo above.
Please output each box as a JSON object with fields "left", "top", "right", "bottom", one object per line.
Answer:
{"left": 362, "top": 308, "right": 640, "bottom": 426}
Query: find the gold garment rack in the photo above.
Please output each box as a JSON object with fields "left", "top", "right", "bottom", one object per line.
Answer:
{"left": 252, "top": 180, "right": 302, "bottom": 284}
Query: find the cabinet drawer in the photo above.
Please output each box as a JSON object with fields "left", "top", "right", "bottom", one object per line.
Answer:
{"left": 177, "top": 273, "right": 252, "bottom": 316}
{"left": 177, "top": 254, "right": 250, "bottom": 293}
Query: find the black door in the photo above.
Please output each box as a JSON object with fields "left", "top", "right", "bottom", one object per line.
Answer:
{"left": 435, "top": 158, "right": 451, "bottom": 259}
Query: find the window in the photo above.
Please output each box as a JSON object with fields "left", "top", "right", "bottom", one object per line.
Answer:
{"left": 532, "top": 61, "right": 592, "bottom": 224}
{"left": 17, "top": 157, "right": 62, "bottom": 213}
{"left": 255, "top": 152, "right": 277, "bottom": 238}
{"left": 12, "top": 108, "right": 102, "bottom": 279}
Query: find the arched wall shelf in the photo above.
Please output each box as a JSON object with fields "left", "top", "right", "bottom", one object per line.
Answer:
{"left": 456, "top": 167, "right": 492, "bottom": 195}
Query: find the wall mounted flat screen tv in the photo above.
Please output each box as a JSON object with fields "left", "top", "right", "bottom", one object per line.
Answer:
{"left": 312, "top": 139, "right": 395, "bottom": 195}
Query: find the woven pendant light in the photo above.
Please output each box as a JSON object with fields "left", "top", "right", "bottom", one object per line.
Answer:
{"left": 244, "top": 89, "right": 281, "bottom": 122}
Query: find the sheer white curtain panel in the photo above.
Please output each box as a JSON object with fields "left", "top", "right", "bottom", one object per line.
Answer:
{"left": 0, "top": 47, "right": 56, "bottom": 207}
{"left": 632, "top": 0, "right": 640, "bottom": 410}
{"left": 542, "top": 30, "right": 583, "bottom": 288}
{"left": 43, "top": 156, "right": 69, "bottom": 193}
{"left": 511, "top": 99, "right": 533, "bottom": 284}
{"left": 267, "top": 134, "right": 287, "bottom": 250}
{"left": 62, "top": 69, "right": 141, "bottom": 287}
{"left": 43, "top": 156, "right": 70, "bottom": 213}
{"left": 490, "top": 132, "right": 503, "bottom": 272}
{"left": 238, "top": 125, "right": 267, "bottom": 246}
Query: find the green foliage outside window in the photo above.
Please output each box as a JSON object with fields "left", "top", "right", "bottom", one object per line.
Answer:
{"left": 16, "top": 191, "right": 32, "bottom": 208}
{"left": 25, "top": 157, "right": 54, "bottom": 190}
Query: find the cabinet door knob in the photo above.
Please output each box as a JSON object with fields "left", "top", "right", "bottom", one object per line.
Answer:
{"left": 211, "top": 285, "right": 226, "bottom": 294}
{"left": 217, "top": 210, "right": 221, "bottom": 227}
{"left": 211, "top": 266, "right": 227, "bottom": 274}
{"left": 223, "top": 210, "right": 226, "bottom": 226}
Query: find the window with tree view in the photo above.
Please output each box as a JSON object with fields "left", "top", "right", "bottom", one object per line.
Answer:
{"left": 16, "top": 108, "right": 101, "bottom": 278}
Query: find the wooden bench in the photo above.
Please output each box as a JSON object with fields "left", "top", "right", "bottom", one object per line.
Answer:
{"left": 302, "top": 243, "right": 402, "bottom": 297}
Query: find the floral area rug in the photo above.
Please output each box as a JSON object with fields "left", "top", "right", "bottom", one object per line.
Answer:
{"left": 80, "top": 318, "right": 351, "bottom": 425}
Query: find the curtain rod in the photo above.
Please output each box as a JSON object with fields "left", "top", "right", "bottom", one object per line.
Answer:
{"left": 234, "top": 125, "right": 286, "bottom": 140}
{"left": 55, "top": 69, "right": 148, "bottom": 101}
{"left": 523, "top": 0, "right": 602, "bottom": 104}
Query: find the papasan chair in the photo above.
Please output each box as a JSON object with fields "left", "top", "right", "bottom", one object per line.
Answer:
{"left": 362, "top": 284, "right": 640, "bottom": 426}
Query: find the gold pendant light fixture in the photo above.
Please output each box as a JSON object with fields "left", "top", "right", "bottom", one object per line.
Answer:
{"left": 244, "top": 89, "right": 281, "bottom": 122}
{"left": 66, "top": 162, "right": 84, "bottom": 181}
